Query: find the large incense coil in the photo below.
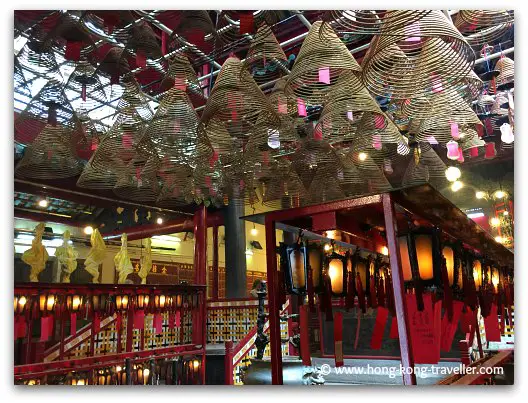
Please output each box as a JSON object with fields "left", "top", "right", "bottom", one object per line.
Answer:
{"left": 81, "top": 11, "right": 137, "bottom": 37}
{"left": 64, "top": 60, "right": 108, "bottom": 112}
{"left": 342, "top": 145, "right": 393, "bottom": 193}
{"left": 76, "top": 155, "right": 123, "bottom": 189}
{"left": 268, "top": 78, "right": 299, "bottom": 118}
{"left": 121, "top": 21, "right": 163, "bottom": 62}
{"left": 455, "top": 10, "right": 513, "bottom": 46}
{"left": 113, "top": 155, "right": 161, "bottom": 202}
{"left": 495, "top": 56, "right": 514, "bottom": 89}
{"left": 16, "top": 38, "right": 63, "bottom": 81}
{"left": 136, "top": 87, "right": 199, "bottom": 161}
{"left": 322, "top": 10, "right": 431, "bottom": 36}
{"left": 215, "top": 11, "right": 283, "bottom": 45}
{"left": 458, "top": 10, "right": 514, "bottom": 26}
{"left": 490, "top": 92, "right": 510, "bottom": 116}
{"left": 306, "top": 163, "right": 345, "bottom": 204}
{"left": 95, "top": 47, "right": 132, "bottom": 84}
{"left": 242, "top": 24, "right": 288, "bottom": 85}
{"left": 117, "top": 76, "right": 155, "bottom": 121}
{"left": 285, "top": 21, "right": 362, "bottom": 106}
{"left": 401, "top": 143, "right": 447, "bottom": 188}
{"left": 459, "top": 126, "right": 486, "bottom": 151}
{"left": 155, "top": 162, "right": 194, "bottom": 207}
{"left": 361, "top": 10, "right": 475, "bottom": 101}
{"left": 158, "top": 53, "right": 204, "bottom": 100}
{"left": 260, "top": 159, "right": 307, "bottom": 208}
{"left": 15, "top": 124, "right": 84, "bottom": 179}
{"left": 14, "top": 79, "right": 84, "bottom": 146}
{"left": 200, "top": 57, "right": 280, "bottom": 153}
{"left": 170, "top": 10, "right": 216, "bottom": 43}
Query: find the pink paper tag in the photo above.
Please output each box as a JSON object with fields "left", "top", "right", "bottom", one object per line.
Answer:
{"left": 174, "top": 76, "right": 187, "bottom": 91}
{"left": 372, "top": 134, "right": 382, "bottom": 150}
{"left": 313, "top": 125, "right": 323, "bottom": 141}
{"left": 457, "top": 147, "right": 465, "bottom": 162}
{"left": 347, "top": 111, "right": 354, "bottom": 121}
{"left": 91, "top": 137, "right": 98, "bottom": 151}
{"left": 469, "top": 147, "right": 479, "bottom": 158}
{"left": 432, "top": 74, "right": 443, "bottom": 93}
{"left": 405, "top": 21, "right": 421, "bottom": 42}
{"left": 297, "top": 98, "right": 307, "bottom": 117}
{"left": 374, "top": 115, "right": 384, "bottom": 129}
{"left": 122, "top": 134, "right": 133, "bottom": 149}
{"left": 426, "top": 136, "right": 438, "bottom": 145}
{"left": 318, "top": 67, "right": 330, "bottom": 84}
{"left": 450, "top": 122, "right": 460, "bottom": 140}
{"left": 174, "top": 119, "right": 181, "bottom": 133}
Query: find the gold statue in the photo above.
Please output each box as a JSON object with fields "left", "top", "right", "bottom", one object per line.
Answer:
{"left": 54, "top": 230, "right": 78, "bottom": 282}
{"left": 85, "top": 228, "right": 106, "bottom": 283}
{"left": 114, "top": 233, "right": 134, "bottom": 284}
{"left": 138, "top": 238, "right": 152, "bottom": 284}
{"left": 21, "top": 222, "right": 48, "bottom": 282}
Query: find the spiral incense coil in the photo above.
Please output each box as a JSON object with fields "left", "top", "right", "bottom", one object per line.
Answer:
{"left": 16, "top": 38, "right": 63, "bottom": 81}
{"left": 158, "top": 53, "right": 204, "bottom": 100}
{"left": 459, "top": 126, "right": 486, "bottom": 151}
{"left": 116, "top": 76, "right": 155, "bottom": 121}
{"left": 458, "top": 10, "right": 514, "bottom": 26}
{"left": 81, "top": 10, "right": 137, "bottom": 37}
{"left": 306, "top": 163, "right": 345, "bottom": 205}
{"left": 155, "top": 161, "right": 194, "bottom": 206}
{"left": 268, "top": 78, "right": 299, "bottom": 118}
{"left": 14, "top": 57, "right": 31, "bottom": 98}
{"left": 15, "top": 79, "right": 84, "bottom": 146}
{"left": 136, "top": 88, "right": 199, "bottom": 161}
{"left": 490, "top": 92, "right": 510, "bottom": 116}
{"left": 95, "top": 47, "right": 132, "bottom": 84}
{"left": 401, "top": 143, "right": 447, "bottom": 188}
{"left": 455, "top": 11, "right": 513, "bottom": 47}
{"left": 200, "top": 57, "right": 280, "bottom": 153}
{"left": 242, "top": 24, "right": 289, "bottom": 85}
{"left": 342, "top": 146, "right": 393, "bottom": 193}
{"left": 113, "top": 155, "right": 161, "bottom": 202}
{"left": 15, "top": 124, "right": 84, "bottom": 179}
{"left": 260, "top": 159, "right": 307, "bottom": 208}
{"left": 215, "top": 11, "right": 283, "bottom": 45}
{"left": 402, "top": 87, "right": 477, "bottom": 121}
{"left": 285, "top": 21, "right": 362, "bottom": 106}
{"left": 322, "top": 10, "right": 432, "bottom": 36}
{"left": 64, "top": 60, "right": 108, "bottom": 112}
{"left": 361, "top": 10, "right": 474, "bottom": 101}
{"left": 120, "top": 21, "right": 163, "bottom": 64}
{"left": 495, "top": 56, "right": 514, "bottom": 89}
{"left": 171, "top": 10, "right": 216, "bottom": 43}
{"left": 76, "top": 155, "right": 124, "bottom": 189}
{"left": 477, "top": 93, "right": 495, "bottom": 108}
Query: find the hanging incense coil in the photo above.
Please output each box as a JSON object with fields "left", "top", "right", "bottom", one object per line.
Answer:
{"left": 95, "top": 47, "right": 132, "bottom": 85}
{"left": 155, "top": 162, "right": 194, "bottom": 207}
{"left": 495, "top": 56, "right": 514, "bottom": 90}
{"left": 242, "top": 24, "right": 289, "bottom": 85}
{"left": 16, "top": 36, "right": 63, "bottom": 81}
{"left": 455, "top": 10, "right": 513, "bottom": 47}
{"left": 15, "top": 124, "right": 84, "bottom": 179}
{"left": 136, "top": 87, "right": 199, "bottom": 162}
{"left": 81, "top": 10, "right": 137, "bottom": 36}
{"left": 459, "top": 126, "right": 486, "bottom": 151}
{"left": 335, "top": 150, "right": 368, "bottom": 196}
{"left": 158, "top": 53, "right": 204, "bottom": 100}
{"left": 343, "top": 146, "right": 393, "bottom": 193}
{"left": 401, "top": 143, "right": 447, "bottom": 188}
{"left": 306, "top": 163, "right": 346, "bottom": 205}
{"left": 116, "top": 76, "right": 155, "bottom": 121}
{"left": 64, "top": 60, "right": 108, "bottom": 112}
{"left": 490, "top": 92, "right": 510, "bottom": 116}
{"left": 361, "top": 10, "right": 474, "bottom": 101}
{"left": 15, "top": 79, "right": 84, "bottom": 146}
{"left": 322, "top": 10, "right": 432, "bottom": 36}
{"left": 216, "top": 11, "right": 283, "bottom": 45}
{"left": 285, "top": 21, "right": 362, "bottom": 106}
{"left": 119, "top": 21, "right": 163, "bottom": 65}
{"left": 171, "top": 10, "right": 216, "bottom": 44}
{"left": 268, "top": 78, "right": 299, "bottom": 118}
{"left": 200, "top": 56, "right": 280, "bottom": 154}
{"left": 14, "top": 57, "right": 31, "bottom": 99}
{"left": 259, "top": 159, "right": 307, "bottom": 208}
{"left": 76, "top": 154, "right": 125, "bottom": 189}
{"left": 113, "top": 155, "right": 161, "bottom": 202}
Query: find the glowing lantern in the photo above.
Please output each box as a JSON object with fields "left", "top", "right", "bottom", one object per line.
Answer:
{"left": 472, "top": 259, "right": 483, "bottom": 290}
{"left": 282, "top": 242, "right": 307, "bottom": 295}
{"left": 39, "top": 293, "right": 56, "bottom": 313}
{"left": 306, "top": 243, "right": 324, "bottom": 293}
{"left": 324, "top": 252, "right": 347, "bottom": 296}
{"left": 445, "top": 166, "right": 461, "bottom": 182}
{"left": 14, "top": 295, "right": 28, "bottom": 315}
{"left": 135, "top": 294, "right": 150, "bottom": 310}
{"left": 115, "top": 294, "right": 130, "bottom": 311}
{"left": 66, "top": 294, "right": 83, "bottom": 312}
{"left": 442, "top": 245, "right": 455, "bottom": 286}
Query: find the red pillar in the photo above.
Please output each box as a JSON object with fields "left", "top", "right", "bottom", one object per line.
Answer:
{"left": 212, "top": 225, "right": 219, "bottom": 300}
{"left": 265, "top": 216, "right": 283, "bottom": 384}
{"left": 193, "top": 206, "right": 207, "bottom": 384}
{"left": 382, "top": 194, "right": 417, "bottom": 385}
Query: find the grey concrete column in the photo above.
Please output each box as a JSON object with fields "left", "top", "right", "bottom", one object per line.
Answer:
{"left": 224, "top": 202, "right": 247, "bottom": 298}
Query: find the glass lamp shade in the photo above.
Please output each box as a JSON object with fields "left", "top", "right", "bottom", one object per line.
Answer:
{"left": 14, "top": 295, "right": 28, "bottom": 315}
{"left": 325, "top": 253, "right": 347, "bottom": 296}
{"left": 307, "top": 244, "right": 324, "bottom": 293}
{"left": 414, "top": 234, "right": 434, "bottom": 281}
{"left": 175, "top": 294, "right": 183, "bottom": 308}
{"left": 472, "top": 260, "right": 483, "bottom": 290}
{"left": 398, "top": 236, "right": 413, "bottom": 281}
{"left": 442, "top": 246, "right": 455, "bottom": 286}
{"left": 491, "top": 267, "right": 500, "bottom": 290}
{"left": 354, "top": 257, "right": 369, "bottom": 291}
{"left": 155, "top": 294, "right": 168, "bottom": 309}
{"left": 39, "top": 294, "right": 56, "bottom": 313}
{"left": 283, "top": 243, "right": 308, "bottom": 295}
{"left": 135, "top": 294, "right": 150, "bottom": 310}
{"left": 66, "top": 295, "right": 84, "bottom": 312}
{"left": 115, "top": 294, "right": 129, "bottom": 311}
{"left": 92, "top": 294, "right": 109, "bottom": 311}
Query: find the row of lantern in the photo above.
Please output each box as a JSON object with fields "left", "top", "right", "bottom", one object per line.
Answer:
{"left": 279, "top": 227, "right": 513, "bottom": 312}
{"left": 14, "top": 291, "right": 201, "bottom": 316}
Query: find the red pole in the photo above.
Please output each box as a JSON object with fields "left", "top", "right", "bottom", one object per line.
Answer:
{"left": 193, "top": 206, "right": 207, "bottom": 384}
{"left": 224, "top": 340, "right": 234, "bottom": 385}
{"left": 265, "top": 216, "right": 283, "bottom": 385}
{"left": 382, "top": 193, "right": 417, "bottom": 385}
{"left": 212, "top": 225, "right": 219, "bottom": 300}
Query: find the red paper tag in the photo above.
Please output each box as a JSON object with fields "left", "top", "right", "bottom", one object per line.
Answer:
{"left": 65, "top": 41, "right": 83, "bottom": 61}
{"left": 389, "top": 316, "right": 398, "bottom": 339}
{"left": 441, "top": 301, "right": 463, "bottom": 352}
{"left": 40, "top": 316, "right": 54, "bottom": 342}
{"left": 239, "top": 13, "right": 254, "bottom": 34}
{"left": 175, "top": 310, "right": 181, "bottom": 327}
{"left": 370, "top": 307, "right": 389, "bottom": 350}
{"left": 406, "top": 293, "right": 440, "bottom": 364}
{"left": 136, "top": 50, "right": 147, "bottom": 68}
{"left": 134, "top": 310, "right": 145, "bottom": 330}
{"left": 161, "top": 31, "right": 168, "bottom": 56}
{"left": 300, "top": 305, "right": 311, "bottom": 366}
{"left": 333, "top": 311, "right": 344, "bottom": 367}
{"left": 93, "top": 313, "right": 101, "bottom": 334}
{"left": 297, "top": 98, "right": 307, "bottom": 117}
{"left": 483, "top": 303, "right": 501, "bottom": 342}
{"left": 15, "top": 316, "right": 27, "bottom": 339}
{"left": 81, "top": 84, "right": 87, "bottom": 102}
{"left": 70, "top": 313, "right": 77, "bottom": 336}
{"left": 122, "top": 134, "right": 133, "bottom": 149}
{"left": 187, "top": 31, "right": 206, "bottom": 50}
{"left": 169, "top": 312, "right": 176, "bottom": 329}
{"left": 154, "top": 313, "right": 163, "bottom": 334}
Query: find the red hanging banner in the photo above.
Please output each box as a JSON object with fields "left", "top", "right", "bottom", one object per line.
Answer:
{"left": 239, "top": 13, "right": 254, "bottom": 34}
{"left": 175, "top": 310, "right": 181, "bottom": 327}
{"left": 389, "top": 316, "right": 399, "bottom": 339}
{"left": 345, "top": 271, "right": 356, "bottom": 311}
{"left": 370, "top": 307, "right": 389, "bottom": 350}
{"left": 299, "top": 305, "right": 311, "bottom": 366}
{"left": 134, "top": 310, "right": 145, "bottom": 330}
{"left": 65, "top": 41, "right": 83, "bottom": 61}
{"left": 70, "top": 313, "right": 77, "bottom": 336}
{"left": 93, "top": 313, "right": 101, "bottom": 334}
{"left": 40, "top": 316, "right": 54, "bottom": 342}
{"left": 406, "top": 293, "right": 441, "bottom": 364}
{"left": 15, "top": 316, "right": 27, "bottom": 339}
{"left": 483, "top": 303, "right": 501, "bottom": 342}
{"left": 153, "top": 313, "right": 163, "bottom": 334}
{"left": 161, "top": 31, "right": 168, "bottom": 56}
{"left": 460, "top": 308, "right": 474, "bottom": 334}
{"left": 440, "top": 301, "right": 464, "bottom": 352}
{"left": 333, "top": 311, "right": 344, "bottom": 367}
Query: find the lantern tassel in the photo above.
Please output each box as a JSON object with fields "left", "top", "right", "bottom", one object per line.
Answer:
{"left": 377, "top": 276, "right": 386, "bottom": 308}
{"left": 368, "top": 275, "right": 378, "bottom": 308}
{"left": 345, "top": 271, "right": 356, "bottom": 311}
{"left": 356, "top": 273, "right": 366, "bottom": 313}
{"left": 70, "top": 313, "right": 77, "bottom": 336}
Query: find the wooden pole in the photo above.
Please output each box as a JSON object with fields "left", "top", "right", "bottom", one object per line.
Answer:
{"left": 212, "top": 225, "right": 219, "bottom": 300}
{"left": 382, "top": 193, "right": 417, "bottom": 385}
